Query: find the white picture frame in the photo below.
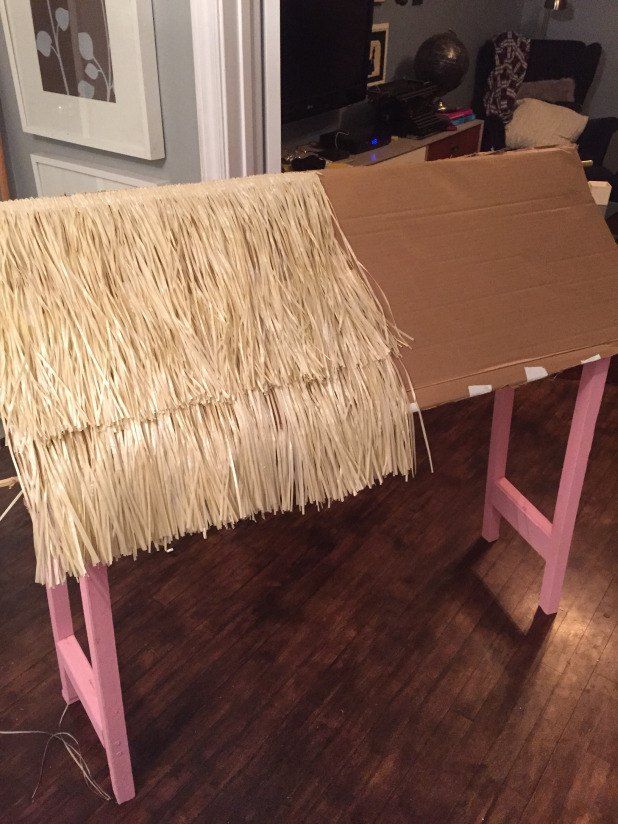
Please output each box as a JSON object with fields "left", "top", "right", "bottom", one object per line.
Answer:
{"left": 0, "top": 0, "right": 164, "bottom": 159}
{"left": 30, "top": 154, "right": 162, "bottom": 196}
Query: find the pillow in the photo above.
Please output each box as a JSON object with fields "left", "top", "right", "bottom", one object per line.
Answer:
{"left": 517, "top": 77, "right": 575, "bottom": 105}
{"left": 506, "top": 98, "right": 588, "bottom": 149}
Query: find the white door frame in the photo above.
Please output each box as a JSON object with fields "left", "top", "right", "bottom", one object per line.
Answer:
{"left": 190, "top": 0, "right": 281, "bottom": 180}
{"left": 262, "top": 1, "right": 281, "bottom": 173}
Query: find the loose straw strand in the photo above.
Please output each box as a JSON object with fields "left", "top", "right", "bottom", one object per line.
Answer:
{"left": 0, "top": 704, "right": 111, "bottom": 802}
{"left": 0, "top": 488, "right": 23, "bottom": 523}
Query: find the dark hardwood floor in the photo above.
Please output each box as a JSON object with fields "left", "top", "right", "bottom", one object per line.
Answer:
{"left": 0, "top": 367, "right": 616, "bottom": 823}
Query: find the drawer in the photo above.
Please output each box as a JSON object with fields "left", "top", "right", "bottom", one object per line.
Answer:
{"left": 426, "top": 124, "right": 482, "bottom": 161}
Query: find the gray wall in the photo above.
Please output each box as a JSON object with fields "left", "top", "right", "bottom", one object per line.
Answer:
{"left": 0, "top": 0, "right": 201, "bottom": 199}
{"left": 520, "top": 0, "right": 618, "bottom": 170}
{"left": 283, "top": 0, "right": 525, "bottom": 150}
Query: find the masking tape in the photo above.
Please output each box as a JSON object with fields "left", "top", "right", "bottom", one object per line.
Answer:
{"left": 524, "top": 366, "right": 548, "bottom": 382}
{"left": 468, "top": 384, "right": 492, "bottom": 397}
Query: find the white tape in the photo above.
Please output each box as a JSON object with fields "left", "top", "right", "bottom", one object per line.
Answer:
{"left": 468, "top": 384, "right": 492, "bottom": 397}
{"left": 524, "top": 366, "right": 548, "bottom": 382}
{"left": 409, "top": 402, "right": 419, "bottom": 413}
{"left": 581, "top": 354, "right": 601, "bottom": 364}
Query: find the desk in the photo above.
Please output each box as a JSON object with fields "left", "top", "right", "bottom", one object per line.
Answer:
{"left": 348, "top": 120, "right": 483, "bottom": 168}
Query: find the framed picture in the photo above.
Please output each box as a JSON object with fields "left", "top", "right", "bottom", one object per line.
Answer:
{"left": 31, "top": 154, "right": 162, "bottom": 196}
{"left": 368, "top": 22, "right": 389, "bottom": 87}
{"left": 0, "top": 1, "right": 164, "bottom": 159}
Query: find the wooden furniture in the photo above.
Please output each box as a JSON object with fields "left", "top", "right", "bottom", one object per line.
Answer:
{"left": 348, "top": 120, "right": 483, "bottom": 167}
{"left": 483, "top": 357, "right": 610, "bottom": 615}
{"left": 47, "top": 566, "right": 134, "bottom": 803}
{"left": 44, "top": 354, "right": 611, "bottom": 803}
{"left": 27, "top": 146, "right": 617, "bottom": 805}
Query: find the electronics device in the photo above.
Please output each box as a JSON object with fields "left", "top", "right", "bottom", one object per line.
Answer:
{"left": 369, "top": 78, "right": 449, "bottom": 138}
{"left": 281, "top": 0, "right": 374, "bottom": 124}
{"left": 319, "top": 130, "right": 391, "bottom": 156}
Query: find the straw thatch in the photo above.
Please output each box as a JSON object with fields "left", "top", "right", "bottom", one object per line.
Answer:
{"left": 0, "top": 172, "right": 416, "bottom": 587}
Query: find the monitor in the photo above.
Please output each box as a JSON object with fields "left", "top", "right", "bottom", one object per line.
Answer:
{"left": 281, "top": 1, "right": 374, "bottom": 124}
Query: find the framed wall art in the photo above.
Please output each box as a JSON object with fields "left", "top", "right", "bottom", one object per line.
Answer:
{"left": 0, "top": 0, "right": 164, "bottom": 159}
{"left": 368, "top": 22, "right": 389, "bottom": 87}
{"left": 31, "top": 154, "right": 162, "bottom": 196}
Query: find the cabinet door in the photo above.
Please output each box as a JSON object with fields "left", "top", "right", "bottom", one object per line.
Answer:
{"left": 426, "top": 124, "right": 482, "bottom": 161}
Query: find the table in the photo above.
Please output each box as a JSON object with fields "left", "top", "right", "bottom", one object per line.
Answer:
{"left": 42, "top": 146, "right": 618, "bottom": 804}
{"left": 348, "top": 120, "right": 483, "bottom": 167}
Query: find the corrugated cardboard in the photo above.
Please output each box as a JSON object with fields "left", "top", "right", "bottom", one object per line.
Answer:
{"left": 322, "top": 146, "right": 618, "bottom": 409}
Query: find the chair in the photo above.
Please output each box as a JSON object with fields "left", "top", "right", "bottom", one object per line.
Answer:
{"left": 472, "top": 38, "right": 618, "bottom": 200}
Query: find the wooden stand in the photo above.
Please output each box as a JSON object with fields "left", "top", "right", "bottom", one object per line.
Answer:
{"left": 482, "top": 357, "right": 610, "bottom": 614}
{"left": 44, "top": 358, "right": 610, "bottom": 802}
{"left": 46, "top": 565, "right": 135, "bottom": 803}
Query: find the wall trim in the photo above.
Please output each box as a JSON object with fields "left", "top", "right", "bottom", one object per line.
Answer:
{"left": 190, "top": 0, "right": 229, "bottom": 180}
{"left": 262, "top": 0, "right": 281, "bottom": 173}
{"left": 190, "top": 0, "right": 267, "bottom": 180}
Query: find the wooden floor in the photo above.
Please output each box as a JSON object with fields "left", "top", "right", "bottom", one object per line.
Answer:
{"left": 1, "top": 368, "right": 616, "bottom": 823}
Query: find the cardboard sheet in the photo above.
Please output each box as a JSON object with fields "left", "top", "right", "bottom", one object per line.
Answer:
{"left": 322, "top": 146, "right": 618, "bottom": 409}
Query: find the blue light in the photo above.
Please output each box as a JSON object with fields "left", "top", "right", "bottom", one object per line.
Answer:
{"left": 371, "top": 137, "right": 378, "bottom": 146}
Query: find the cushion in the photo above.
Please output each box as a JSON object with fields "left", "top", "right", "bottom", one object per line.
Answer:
{"left": 506, "top": 98, "right": 588, "bottom": 149}
{"left": 517, "top": 77, "right": 575, "bottom": 104}
{"left": 525, "top": 40, "right": 602, "bottom": 111}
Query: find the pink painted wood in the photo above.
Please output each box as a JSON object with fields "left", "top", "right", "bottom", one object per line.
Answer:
{"left": 46, "top": 566, "right": 135, "bottom": 804}
{"left": 483, "top": 357, "right": 610, "bottom": 614}
{"left": 539, "top": 357, "right": 611, "bottom": 613}
{"left": 482, "top": 387, "right": 515, "bottom": 543}
{"left": 46, "top": 583, "right": 79, "bottom": 705}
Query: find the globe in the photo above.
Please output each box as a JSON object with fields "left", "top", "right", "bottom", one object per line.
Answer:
{"left": 413, "top": 31, "right": 470, "bottom": 94}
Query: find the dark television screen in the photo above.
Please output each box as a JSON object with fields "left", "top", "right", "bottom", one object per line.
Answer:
{"left": 281, "top": 1, "right": 374, "bottom": 124}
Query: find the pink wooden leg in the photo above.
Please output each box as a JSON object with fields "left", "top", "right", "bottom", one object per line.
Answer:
{"left": 482, "top": 387, "right": 515, "bottom": 542}
{"left": 46, "top": 565, "right": 135, "bottom": 803}
{"left": 539, "top": 357, "right": 610, "bottom": 614}
{"left": 46, "top": 582, "right": 79, "bottom": 705}
{"left": 482, "top": 358, "right": 610, "bottom": 616}
{"left": 79, "top": 566, "right": 135, "bottom": 804}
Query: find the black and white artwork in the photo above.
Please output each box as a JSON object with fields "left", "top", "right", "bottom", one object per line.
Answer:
{"left": 0, "top": 0, "right": 164, "bottom": 159}
{"left": 31, "top": 0, "right": 115, "bottom": 101}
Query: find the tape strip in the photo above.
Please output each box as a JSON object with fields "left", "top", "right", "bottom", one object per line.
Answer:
{"left": 581, "top": 354, "right": 601, "bottom": 364}
{"left": 468, "top": 384, "right": 492, "bottom": 397}
{"left": 524, "top": 366, "right": 548, "bottom": 382}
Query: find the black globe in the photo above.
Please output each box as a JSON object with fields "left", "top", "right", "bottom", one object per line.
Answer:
{"left": 413, "top": 31, "right": 470, "bottom": 94}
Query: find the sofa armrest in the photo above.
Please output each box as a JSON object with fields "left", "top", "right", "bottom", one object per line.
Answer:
{"left": 577, "top": 117, "right": 618, "bottom": 167}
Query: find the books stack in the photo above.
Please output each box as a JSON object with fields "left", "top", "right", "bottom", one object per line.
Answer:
{"left": 444, "top": 108, "right": 476, "bottom": 126}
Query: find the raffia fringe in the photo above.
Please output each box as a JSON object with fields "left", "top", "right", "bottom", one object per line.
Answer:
{"left": 0, "top": 171, "right": 417, "bottom": 586}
